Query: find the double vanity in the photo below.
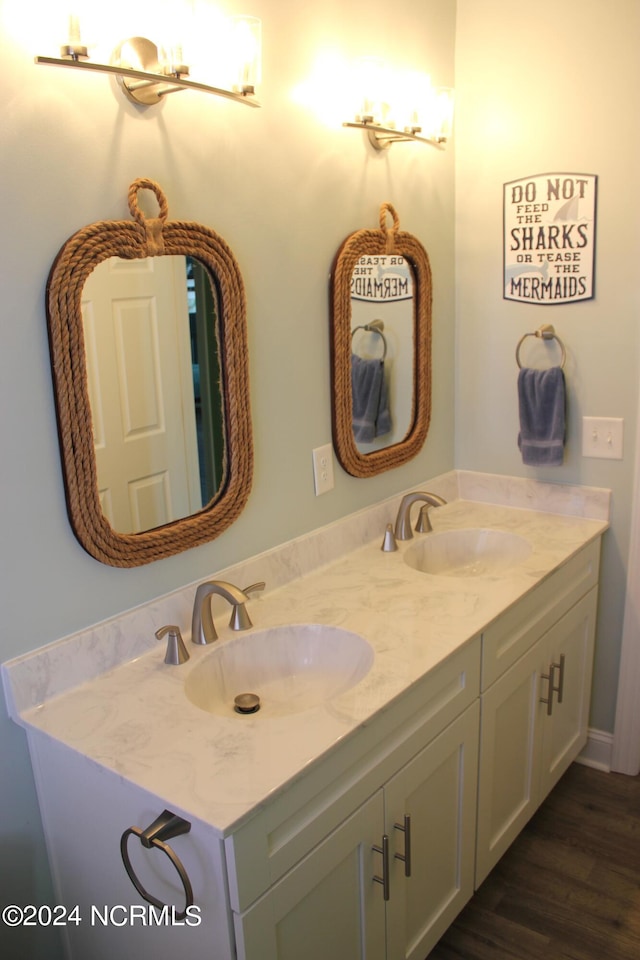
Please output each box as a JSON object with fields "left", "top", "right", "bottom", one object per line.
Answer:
{"left": 2, "top": 471, "right": 609, "bottom": 960}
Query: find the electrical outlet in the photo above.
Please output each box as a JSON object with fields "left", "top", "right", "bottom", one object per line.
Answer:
{"left": 582, "top": 417, "right": 624, "bottom": 460}
{"left": 312, "top": 444, "right": 335, "bottom": 495}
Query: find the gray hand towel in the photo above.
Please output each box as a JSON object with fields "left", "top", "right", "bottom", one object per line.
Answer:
{"left": 376, "top": 369, "right": 392, "bottom": 437}
{"left": 351, "top": 354, "right": 392, "bottom": 443}
{"left": 517, "top": 366, "right": 566, "bottom": 466}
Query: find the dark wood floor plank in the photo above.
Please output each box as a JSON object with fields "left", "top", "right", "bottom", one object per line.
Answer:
{"left": 436, "top": 902, "right": 551, "bottom": 960}
{"left": 586, "top": 859, "right": 640, "bottom": 910}
{"left": 489, "top": 874, "right": 640, "bottom": 960}
{"left": 428, "top": 763, "right": 640, "bottom": 960}
{"left": 497, "top": 829, "right": 596, "bottom": 882}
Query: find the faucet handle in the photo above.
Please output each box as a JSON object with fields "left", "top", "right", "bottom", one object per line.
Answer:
{"left": 229, "top": 581, "right": 266, "bottom": 631}
{"left": 381, "top": 523, "right": 398, "bottom": 552}
{"left": 156, "top": 625, "right": 190, "bottom": 665}
{"left": 243, "top": 581, "right": 266, "bottom": 597}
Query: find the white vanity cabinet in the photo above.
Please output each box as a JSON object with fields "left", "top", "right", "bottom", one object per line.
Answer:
{"left": 5, "top": 493, "right": 607, "bottom": 960}
{"left": 25, "top": 731, "right": 235, "bottom": 960}
{"left": 23, "top": 637, "right": 480, "bottom": 960}
{"left": 475, "top": 540, "right": 600, "bottom": 885}
{"left": 228, "top": 643, "right": 481, "bottom": 960}
{"left": 234, "top": 705, "right": 479, "bottom": 960}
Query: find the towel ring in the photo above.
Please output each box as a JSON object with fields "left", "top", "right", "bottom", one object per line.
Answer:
{"left": 516, "top": 324, "right": 566, "bottom": 370}
{"left": 120, "top": 810, "right": 194, "bottom": 921}
{"left": 352, "top": 320, "right": 388, "bottom": 360}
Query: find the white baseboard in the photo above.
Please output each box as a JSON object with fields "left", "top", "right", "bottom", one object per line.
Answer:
{"left": 576, "top": 728, "right": 613, "bottom": 772}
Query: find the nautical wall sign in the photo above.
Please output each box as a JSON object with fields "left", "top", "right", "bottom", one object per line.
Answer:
{"left": 503, "top": 173, "right": 597, "bottom": 305}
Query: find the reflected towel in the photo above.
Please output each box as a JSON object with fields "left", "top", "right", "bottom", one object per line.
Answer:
{"left": 351, "top": 354, "right": 392, "bottom": 443}
{"left": 517, "top": 366, "right": 566, "bottom": 466}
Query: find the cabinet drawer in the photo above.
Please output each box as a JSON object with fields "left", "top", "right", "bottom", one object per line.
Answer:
{"left": 225, "top": 638, "right": 480, "bottom": 912}
{"left": 481, "top": 539, "right": 600, "bottom": 690}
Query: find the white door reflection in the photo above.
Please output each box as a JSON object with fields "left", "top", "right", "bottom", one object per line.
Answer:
{"left": 82, "top": 255, "right": 225, "bottom": 534}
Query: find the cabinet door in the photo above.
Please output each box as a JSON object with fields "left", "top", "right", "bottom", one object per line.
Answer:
{"left": 234, "top": 792, "right": 386, "bottom": 960}
{"left": 539, "top": 589, "right": 597, "bottom": 797}
{"left": 385, "top": 703, "right": 479, "bottom": 960}
{"left": 476, "top": 587, "right": 598, "bottom": 888}
{"left": 475, "top": 640, "right": 544, "bottom": 886}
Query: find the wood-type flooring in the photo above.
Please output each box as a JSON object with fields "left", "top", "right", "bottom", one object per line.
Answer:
{"left": 429, "top": 762, "right": 640, "bottom": 959}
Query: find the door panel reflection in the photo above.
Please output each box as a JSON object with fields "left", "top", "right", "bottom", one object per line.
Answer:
{"left": 82, "top": 255, "right": 225, "bottom": 534}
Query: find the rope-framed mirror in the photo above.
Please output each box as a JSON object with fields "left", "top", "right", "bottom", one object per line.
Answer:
{"left": 46, "top": 178, "right": 253, "bottom": 567}
{"left": 329, "top": 203, "right": 433, "bottom": 478}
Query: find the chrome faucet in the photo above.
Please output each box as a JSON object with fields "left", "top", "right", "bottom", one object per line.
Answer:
{"left": 191, "top": 580, "right": 265, "bottom": 645}
{"left": 394, "top": 492, "right": 447, "bottom": 540}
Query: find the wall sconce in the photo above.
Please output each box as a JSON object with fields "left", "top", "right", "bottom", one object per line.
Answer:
{"left": 344, "top": 59, "right": 454, "bottom": 150}
{"left": 35, "top": 10, "right": 262, "bottom": 109}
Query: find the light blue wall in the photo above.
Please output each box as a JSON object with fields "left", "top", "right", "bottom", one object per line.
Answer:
{"left": 0, "top": 2, "right": 456, "bottom": 956}
{"left": 455, "top": 0, "right": 640, "bottom": 732}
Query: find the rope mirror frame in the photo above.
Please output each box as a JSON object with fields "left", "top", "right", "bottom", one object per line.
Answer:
{"left": 329, "top": 203, "right": 433, "bottom": 478}
{"left": 46, "top": 178, "right": 253, "bottom": 567}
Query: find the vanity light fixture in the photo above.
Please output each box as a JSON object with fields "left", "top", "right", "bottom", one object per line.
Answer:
{"left": 35, "top": 12, "right": 262, "bottom": 109}
{"left": 344, "top": 60, "right": 454, "bottom": 150}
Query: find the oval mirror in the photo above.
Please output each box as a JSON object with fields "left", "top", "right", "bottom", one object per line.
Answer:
{"left": 46, "top": 178, "right": 253, "bottom": 566}
{"left": 330, "top": 203, "right": 432, "bottom": 478}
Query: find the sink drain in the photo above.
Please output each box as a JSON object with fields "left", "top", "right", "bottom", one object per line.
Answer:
{"left": 234, "top": 692, "right": 261, "bottom": 714}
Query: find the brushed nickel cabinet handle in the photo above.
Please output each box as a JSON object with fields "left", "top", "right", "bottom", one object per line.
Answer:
{"left": 394, "top": 815, "right": 412, "bottom": 878}
{"left": 552, "top": 653, "right": 566, "bottom": 704}
{"left": 540, "top": 663, "right": 556, "bottom": 716}
{"left": 372, "top": 834, "right": 390, "bottom": 901}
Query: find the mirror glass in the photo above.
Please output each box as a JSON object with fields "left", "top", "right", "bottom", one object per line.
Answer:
{"left": 350, "top": 254, "right": 414, "bottom": 453}
{"left": 82, "top": 255, "right": 225, "bottom": 535}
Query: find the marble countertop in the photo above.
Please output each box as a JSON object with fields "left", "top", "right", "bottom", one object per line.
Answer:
{"left": 8, "top": 493, "right": 607, "bottom": 836}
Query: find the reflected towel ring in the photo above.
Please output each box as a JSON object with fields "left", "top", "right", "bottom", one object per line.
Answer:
{"left": 516, "top": 324, "right": 566, "bottom": 369}
{"left": 352, "top": 320, "right": 388, "bottom": 360}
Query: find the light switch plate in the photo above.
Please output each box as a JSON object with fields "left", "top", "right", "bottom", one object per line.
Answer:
{"left": 312, "top": 444, "right": 335, "bottom": 495}
{"left": 582, "top": 417, "right": 624, "bottom": 460}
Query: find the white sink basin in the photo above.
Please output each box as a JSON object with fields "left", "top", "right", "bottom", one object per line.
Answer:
{"left": 184, "top": 624, "right": 374, "bottom": 718}
{"left": 404, "top": 528, "right": 532, "bottom": 577}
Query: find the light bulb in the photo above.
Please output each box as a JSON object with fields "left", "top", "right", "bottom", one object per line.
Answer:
{"left": 431, "top": 87, "right": 455, "bottom": 140}
{"left": 61, "top": 10, "right": 89, "bottom": 59}
{"left": 403, "top": 71, "right": 432, "bottom": 132}
{"left": 354, "top": 57, "right": 386, "bottom": 123}
{"left": 156, "top": 0, "right": 194, "bottom": 76}
{"left": 230, "top": 16, "right": 262, "bottom": 93}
